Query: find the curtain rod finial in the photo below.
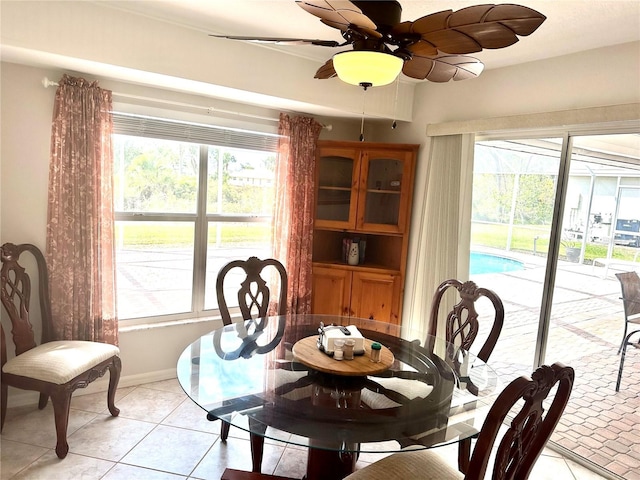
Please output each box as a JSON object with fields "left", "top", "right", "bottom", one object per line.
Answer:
{"left": 42, "top": 77, "right": 59, "bottom": 88}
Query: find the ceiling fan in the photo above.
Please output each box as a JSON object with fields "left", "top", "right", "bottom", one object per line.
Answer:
{"left": 212, "top": 0, "right": 546, "bottom": 88}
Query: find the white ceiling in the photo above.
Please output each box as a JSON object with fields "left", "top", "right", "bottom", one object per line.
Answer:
{"left": 99, "top": 0, "right": 640, "bottom": 72}
{"left": 2, "top": 1, "right": 638, "bottom": 122}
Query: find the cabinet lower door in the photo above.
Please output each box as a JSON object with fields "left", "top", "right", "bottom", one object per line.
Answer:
{"left": 350, "top": 271, "right": 400, "bottom": 325}
{"left": 311, "top": 266, "right": 351, "bottom": 317}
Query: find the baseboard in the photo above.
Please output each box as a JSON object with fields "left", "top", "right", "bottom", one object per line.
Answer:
{"left": 6, "top": 368, "right": 178, "bottom": 408}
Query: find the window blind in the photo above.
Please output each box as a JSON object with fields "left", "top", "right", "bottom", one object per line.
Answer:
{"left": 112, "top": 112, "right": 280, "bottom": 152}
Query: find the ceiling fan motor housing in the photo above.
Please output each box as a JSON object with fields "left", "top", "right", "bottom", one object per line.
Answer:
{"left": 352, "top": 1, "right": 402, "bottom": 33}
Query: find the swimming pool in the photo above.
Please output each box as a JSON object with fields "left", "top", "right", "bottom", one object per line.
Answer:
{"left": 470, "top": 252, "right": 525, "bottom": 275}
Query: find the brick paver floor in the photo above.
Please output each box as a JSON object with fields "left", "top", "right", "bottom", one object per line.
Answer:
{"left": 471, "top": 252, "right": 640, "bottom": 479}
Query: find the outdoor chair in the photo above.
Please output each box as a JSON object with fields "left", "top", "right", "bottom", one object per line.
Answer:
{"left": 344, "top": 362, "right": 575, "bottom": 480}
{"left": 427, "top": 278, "right": 505, "bottom": 473}
{"left": 214, "top": 256, "right": 288, "bottom": 472}
{"left": 614, "top": 271, "right": 640, "bottom": 391}
{"left": 0, "top": 242, "right": 121, "bottom": 459}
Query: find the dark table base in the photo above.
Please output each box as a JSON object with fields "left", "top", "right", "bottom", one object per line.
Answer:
{"left": 222, "top": 468, "right": 296, "bottom": 480}
{"left": 225, "top": 442, "right": 358, "bottom": 480}
{"left": 306, "top": 446, "right": 357, "bottom": 480}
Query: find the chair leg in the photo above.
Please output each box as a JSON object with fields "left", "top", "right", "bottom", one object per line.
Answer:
{"left": 618, "top": 323, "right": 628, "bottom": 354}
{"left": 250, "top": 432, "right": 265, "bottom": 473}
{"left": 458, "top": 438, "right": 472, "bottom": 473}
{"left": 38, "top": 393, "right": 49, "bottom": 410}
{"left": 616, "top": 343, "right": 627, "bottom": 392}
{"left": 616, "top": 330, "right": 639, "bottom": 392}
{"left": 1, "top": 381, "right": 7, "bottom": 432}
{"left": 50, "top": 391, "right": 72, "bottom": 459}
{"left": 107, "top": 356, "right": 121, "bottom": 417}
{"left": 221, "top": 420, "right": 230, "bottom": 441}
{"left": 249, "top": 417, "right": 267, "bottom": 473}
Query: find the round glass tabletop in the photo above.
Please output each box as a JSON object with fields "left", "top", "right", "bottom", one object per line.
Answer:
{"left": 177, "top": 314, "right": 500, "bottom": 454}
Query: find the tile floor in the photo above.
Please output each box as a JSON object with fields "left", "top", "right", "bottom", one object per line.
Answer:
{"left": 1, "top": 378, "right": 612, "bottom": 480}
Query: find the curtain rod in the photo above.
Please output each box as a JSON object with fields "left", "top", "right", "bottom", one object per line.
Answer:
{"left": 42, "top": 77, "right": 332, "bottom": 130}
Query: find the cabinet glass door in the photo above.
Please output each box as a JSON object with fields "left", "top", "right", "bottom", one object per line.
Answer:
{"left": 316, "top": 151, "right": 358, "bottom": 227}
{"left": 360, "top": 151, "right": 411, "bottom": 232}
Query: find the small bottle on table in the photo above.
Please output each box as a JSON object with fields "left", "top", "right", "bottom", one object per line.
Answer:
{"left": 370, "top": 342, "right": 382, "bottom": 363}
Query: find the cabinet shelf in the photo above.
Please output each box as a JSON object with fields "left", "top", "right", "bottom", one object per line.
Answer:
{"left": 319, "top": 186, "right": 352, "bottom": 191}
{"left": 312, "top": 260, "right": 400, "bottom": 275}
{"left": 366, "top": 189, "right": 401, "bottom": 195}
{"left": 312, "top": 229, "right": 403, "bottom": 271}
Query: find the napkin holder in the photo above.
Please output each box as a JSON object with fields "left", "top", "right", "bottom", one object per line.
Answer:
{"left": 317, "top": 324, "right": 365, "bottom": 356}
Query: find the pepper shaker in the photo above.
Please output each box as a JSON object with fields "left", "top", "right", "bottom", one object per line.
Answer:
{"left": 343, "top": 339, "right": 355, "bottom": 360}
{"left": 370, "top": 342, "right": 382, "bottom": 362}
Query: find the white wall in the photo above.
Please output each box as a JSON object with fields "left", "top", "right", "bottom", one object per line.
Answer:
{"left": 2, "top": 39, "right": 639, "bottom": 401}
{"left": 374, "top": 41, "right": 640, "bottom": 144}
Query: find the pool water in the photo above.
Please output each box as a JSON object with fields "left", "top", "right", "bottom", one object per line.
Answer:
{"left": 470, "top": 252, "right": 524, "bottom": 275}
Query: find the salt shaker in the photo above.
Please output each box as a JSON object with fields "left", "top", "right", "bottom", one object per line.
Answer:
{"left": 343, "top": 339, "right": 355, "bottom": 360}
{"left": 333, "top": 339, "right": 345, "bottom": 361}
{"left": 370, "top": 342, "right": 382, "bottom": 362}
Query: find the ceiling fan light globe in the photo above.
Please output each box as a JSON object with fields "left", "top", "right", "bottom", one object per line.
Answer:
{"left": 333, "top": 51, "right": 403, "bottom": 87}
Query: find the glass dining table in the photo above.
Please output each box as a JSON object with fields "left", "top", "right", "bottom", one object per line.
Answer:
{"left": 176, "top": 314, "right": 501, "bottom": 480}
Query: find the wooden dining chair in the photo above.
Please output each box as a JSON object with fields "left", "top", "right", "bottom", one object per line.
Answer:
{"left": 0, "top": 242, "right": 121, "bottom": 459}
{"left": 344, "top": 362, "right": 575, "bottom": 480}
{"left": 614, "top": 271, "right": 640, "bottom": 391}
{"left": 427, "top": 278, "right": 505, "bottom": 472}
{"left": 214, "top": 256, "right": 288, "bottom": 472}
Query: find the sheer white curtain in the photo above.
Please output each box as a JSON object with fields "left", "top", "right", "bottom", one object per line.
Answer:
{"left": 402, "top": 133, "right": 475, "bottom": 337}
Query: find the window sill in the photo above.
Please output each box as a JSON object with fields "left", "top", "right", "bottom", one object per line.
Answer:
{"left": 119, "top": 315, "right": 223, "bottom": 333}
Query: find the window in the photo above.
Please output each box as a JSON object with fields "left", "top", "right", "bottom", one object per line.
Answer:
{"left": 113, "top": 113, "right": 279, "bottom": 322}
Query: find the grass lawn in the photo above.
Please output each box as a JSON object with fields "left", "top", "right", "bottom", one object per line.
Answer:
{"left": 471, "top": 222, "right": 639, "bottom": 263}
{"left": 114, "top": 220, "right": 638, "bottom": 263}
{"left": 114, "top": 222, "right": 271, "bottom": 247}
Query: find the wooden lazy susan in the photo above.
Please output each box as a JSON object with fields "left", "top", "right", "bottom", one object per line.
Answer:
{"left": 292, "top": 336, "right": 394, "bottom": 376}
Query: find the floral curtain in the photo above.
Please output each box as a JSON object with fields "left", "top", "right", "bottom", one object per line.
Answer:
{"left": 46, "top": 74, "right": 118, "bottom": 344}
{"left": 273, "top": 113, "right": 323, "bottom": 314}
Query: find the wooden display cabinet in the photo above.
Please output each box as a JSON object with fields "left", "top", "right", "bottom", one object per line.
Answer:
{"left": 311, "top": 140, "right": 418, "bottom": 331}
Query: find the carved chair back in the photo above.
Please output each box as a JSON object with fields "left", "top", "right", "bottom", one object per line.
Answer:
{"left": 216, "top": 256, "right": 288, "bottom": 325}
{"left": 428, "top": 279, "right": 504, "bottom": 363}
{"left": 1, "top": 243, "right": 53, "bottom": 365}
{"left": 466, "top": 363, "right": 574, "bottom": 480}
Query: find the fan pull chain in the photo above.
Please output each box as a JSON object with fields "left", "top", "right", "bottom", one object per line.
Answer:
{"left": 359, "top": 83, "right": 370, "bottom": 142}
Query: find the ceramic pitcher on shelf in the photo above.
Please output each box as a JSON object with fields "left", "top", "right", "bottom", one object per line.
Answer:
{"left": 347, "top": 242, "right": 359, "bottom": 265}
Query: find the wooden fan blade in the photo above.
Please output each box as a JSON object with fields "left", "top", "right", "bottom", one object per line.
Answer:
{"left": 296, "top": 0, "right": 377, "bottom": 31}
{"left": 402, "top": 4, "right": 546, "bottom": 55}
{"left": 321, "top": 19, "right": 382, "bottom": 38}
{"left": 402, "top": 55, "right": 484, "bottom": 82}
{"left": 482, "top": 4, "right": 548, "bottom": 36}
{"left": 315, "top": 58, "right": 337, "bottom": 79}
{"left": 210, "top": 35, "right": 340, "bottom": 47}
{"left": 406, "top": 40, "right": 438, "bottom": 57}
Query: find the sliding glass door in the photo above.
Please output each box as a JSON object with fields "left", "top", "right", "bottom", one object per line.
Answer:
{"left": 470, "top": 131, "right": 640, "bottom": 479}
{"left": 470, "top": 138, "right": 563, "bottom": 381}
{"left": 545, "top": 134, "right": 640, "bottom": 478}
